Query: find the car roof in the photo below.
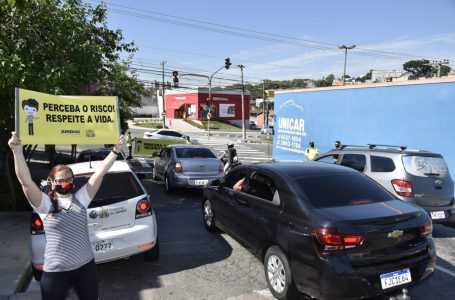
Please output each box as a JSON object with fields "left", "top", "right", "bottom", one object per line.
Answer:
{"left": 67, "top": 161, "right": 132, "bottom": 176}
{"left": 323, "top": 147, "right": 439, "bottom": 156}
{"left": 240, "top": 161, "right": 356, "bottom": 178}
{"left": 78, "top": 147, "right": 112, "bottom": 154}
{"left": 169, "top": 144, "right": 208, "bottom": 149}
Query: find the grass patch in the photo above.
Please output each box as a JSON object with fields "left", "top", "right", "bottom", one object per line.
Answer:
{"left": 134, "top": 122, "right": 166, "bottom": 129}
{"left": 183, "top": 119, "right": 241, "bottom": 131}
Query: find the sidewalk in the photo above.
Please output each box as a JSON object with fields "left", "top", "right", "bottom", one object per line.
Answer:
{"left": 0, "top": 212, "right": 33, "bottom": 299}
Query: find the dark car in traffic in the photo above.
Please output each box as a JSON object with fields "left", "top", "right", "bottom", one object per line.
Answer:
{"left": 202, "top": 162, "right": 435, "bottom": 299}
{"left": 76, "top": 147, "right": 126, "bottom": 162}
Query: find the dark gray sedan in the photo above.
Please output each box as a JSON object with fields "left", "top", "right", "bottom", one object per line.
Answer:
{"left": 153, "top": 145, "right": 225, "bottom": 193}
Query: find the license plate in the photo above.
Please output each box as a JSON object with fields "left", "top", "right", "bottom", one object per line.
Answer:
{"left": 92, "top": 241, "right": 112, "bottom": 253}
{"left": 380, "top": 268, "right": 412, "bottom": 289}
{"left": 195, "top": 179, "right": 208, "bottom": 186}
{"left": 430, "top": 211, "right": 445, "bottom": 219}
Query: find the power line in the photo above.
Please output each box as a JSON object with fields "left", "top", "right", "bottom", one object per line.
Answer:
{"left": 88, "top": 0, "right": 449, "bottom": 62}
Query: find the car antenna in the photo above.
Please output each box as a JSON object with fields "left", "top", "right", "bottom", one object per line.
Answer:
{"left": 89, "top": 155, "right": 92, "bottom": 169}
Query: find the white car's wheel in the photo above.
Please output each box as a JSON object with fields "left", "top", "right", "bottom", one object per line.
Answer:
{"left": 165, "top": 175, "right": 173, "bottom": 194}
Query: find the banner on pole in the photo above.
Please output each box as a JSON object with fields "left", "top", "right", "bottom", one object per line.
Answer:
{"left": 15, "top": 88, "right": 120, "bottom": 144}
{"left": 134, "top": 138, "right": 190, "bottom": 156}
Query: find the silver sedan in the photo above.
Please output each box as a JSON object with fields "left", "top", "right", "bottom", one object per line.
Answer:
{"left": 153, "top": 145, "right": 225, "bottom": 193}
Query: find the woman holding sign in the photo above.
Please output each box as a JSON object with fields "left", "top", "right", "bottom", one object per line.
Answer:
{"left": 8, "top": 132, "right": 124, "bottom": 300}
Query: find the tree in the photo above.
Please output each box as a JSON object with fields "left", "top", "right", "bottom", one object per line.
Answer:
{"left": 0, "top": 0, "right": 145, "bottom": 210}
{"left": 403, "top": 60, "right": 433, "bottom": 79}
{"left": 357, "top": 70, "right": 372, "bottom": 83}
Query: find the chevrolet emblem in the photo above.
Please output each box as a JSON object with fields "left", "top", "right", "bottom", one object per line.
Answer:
{"left": 387, "top": 230, "right": 403, "bottom": 238}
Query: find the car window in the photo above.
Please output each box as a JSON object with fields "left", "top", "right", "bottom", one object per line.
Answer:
{"left": 296, "top": 173, "right": 393, "bottom": 208}
{"left": 224, "top": 169, "right": 250, "bottom": 189}
{"left": 402, "top": 155, "right": 449, "bottom": 178}
{"left": 74, "top": 172, "right": 143, "bottom": 208}
{"left": 341, "top": 154, "right": 366, "bottom": 172}
{"left": 158, "top": 148, "right": 167, "bottom": 157}
{"left": 168, "top": 131, "right": 183, "bottom": 137}
{"left": 164, "top": 148, "right": 172, "bottom": 159}
{"left": 316, "top": 154, "right": 339, "bottom": 164}
{"left": 371, "top": 156, "right": 396, "bottom": 172}
{"left": 159, "top": 131, "right": 170, "bottom": 136}
{"left": 243, "top": 172, "right": 276, "bottom": 201}
{"left": 175, "top": 148, "right": 216, "bottom": 158}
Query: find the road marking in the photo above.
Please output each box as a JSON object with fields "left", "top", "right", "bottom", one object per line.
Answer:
{"left": 436, "top": 265, "right": 455, "bottom": 277}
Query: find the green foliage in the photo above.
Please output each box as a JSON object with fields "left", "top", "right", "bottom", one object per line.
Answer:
{"left": 403, "top": 60, "right": 433, "bottom": 78}
{"left": 357, "top": 70, "right": 372, "bottom": 83}
{"left": 0, "top": 0, "right": 145, "bottom": 210}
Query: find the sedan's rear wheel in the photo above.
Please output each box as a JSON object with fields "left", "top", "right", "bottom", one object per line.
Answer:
{"left": 165, "top": 175, "right": 172, "bottom": 194}
{"left": 203, "top": 199, "right": 216, "bottom": 232}
{"left": 264, "top": 246, "right": 298, "bottom": 300}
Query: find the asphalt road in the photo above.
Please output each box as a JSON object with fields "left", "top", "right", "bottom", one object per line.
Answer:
{"left": 95, "top": 179, "right": 455, "bottom": 300}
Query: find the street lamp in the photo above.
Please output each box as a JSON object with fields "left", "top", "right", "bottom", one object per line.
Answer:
{"left": 238, "top": 64, "right": 246, "bottom": 140}
{"left": 338, "top": 44, "right": 356, "bottom": 85}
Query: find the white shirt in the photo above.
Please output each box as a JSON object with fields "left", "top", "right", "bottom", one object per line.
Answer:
{"left": 34, "top": 185, "right": 92, "bottom": 221}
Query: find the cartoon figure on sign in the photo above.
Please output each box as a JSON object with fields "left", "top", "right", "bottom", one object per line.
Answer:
{"left": 22, "top": 98, "right": 39, "bottom": 135}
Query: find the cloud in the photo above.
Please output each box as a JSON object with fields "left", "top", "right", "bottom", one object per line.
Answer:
{"left": 233, "top": 33, "right": 455, "bottom": 80}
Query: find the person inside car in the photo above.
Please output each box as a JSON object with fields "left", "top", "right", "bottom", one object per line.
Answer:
{"left": 8, "top": 131, "right": 124, "bottom": 300}
{"left": 233, "top": 177, "right": 245, "bottom": 191}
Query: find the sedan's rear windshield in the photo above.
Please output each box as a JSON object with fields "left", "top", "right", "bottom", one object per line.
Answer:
{"left": 402, "top": 155, "right": 449, "bottom": 178}
{"left": 296, "top": 173, "right": 393, "bottom": 208}
{"left": 74, "top": 172, "right": 143, "bottom": 208}
{"left": 175, "top": 148, "right": 216, "bottom": 159}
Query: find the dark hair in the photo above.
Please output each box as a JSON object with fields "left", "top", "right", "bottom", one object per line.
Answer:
{"left": 46, "top": 165, "right": 74, "bottom": 215}
{"left": 335, "top": 140, "right": 341, "bottom": 144}
{"left": 309, "top": 141, "right": 315, "bottom": 147}
{"left": 21, "top": 98, "right": 39, "bottom": 111}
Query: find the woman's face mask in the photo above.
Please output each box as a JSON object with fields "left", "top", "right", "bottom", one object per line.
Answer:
{"left": 52, "top": 177, "right": 74, "bottom": 195}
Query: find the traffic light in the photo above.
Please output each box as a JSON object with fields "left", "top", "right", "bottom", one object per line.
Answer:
{"left": 172, "top": 71, "right": 179, "bottom": 87}
{"left": 225, "top": 58, "right": 232, "bottom": 69}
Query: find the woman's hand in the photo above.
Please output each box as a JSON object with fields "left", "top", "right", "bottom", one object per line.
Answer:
{"left": 113, "top": 135, "right": 125, "bottom": 153}
{"left": 8, "top": 132, "right": 22, "bottom": 154}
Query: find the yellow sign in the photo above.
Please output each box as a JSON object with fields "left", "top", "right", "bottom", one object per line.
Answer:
{"left": 15, "top": 88, "right": 120, "bottom": 144}
{"left": 134, "top": 138, "right": 190, "bottom": 156}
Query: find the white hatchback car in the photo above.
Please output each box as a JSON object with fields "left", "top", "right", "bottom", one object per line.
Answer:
{"left": 30, "top": 161, "right": 159, "bottom": 280}
{"left": 143, "top": 129, "right": 189, "bottom": 141}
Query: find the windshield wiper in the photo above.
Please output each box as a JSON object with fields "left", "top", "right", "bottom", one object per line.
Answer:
{"left": 424, "top": 172, "right": 440, "bottom": 177}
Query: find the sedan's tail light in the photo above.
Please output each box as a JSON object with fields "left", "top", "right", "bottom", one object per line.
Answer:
{"left": 175, "top": 162, "right": 183, "bottom": 173}
{"left": 312, "top": 227, "right": 363, "bottom": 253}
{"left": 219, "top": 162, "right": 224, "bottom": 173}
{"left": 31, "top": 214, "right": 44, "bottom": 235}
{"left": 391, "top": 179, "right": 413, "bottom": 197}
{"left": 419, "top": 221, "right": 433, "bottom": 237}
{"left": 136, "top": 197, "right": 152, "bottom": 219}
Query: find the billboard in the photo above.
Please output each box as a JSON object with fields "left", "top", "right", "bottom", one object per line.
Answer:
{"left": 219, "top": 103, "right": 236, "bottom": 117}
{"left": 15, "top": 88, "right": 120, "bottom": 144}
{"left": 134, "top": 138, "right": 190, "bottom": 156}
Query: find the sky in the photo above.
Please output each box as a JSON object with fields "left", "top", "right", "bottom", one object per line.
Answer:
{"left": 86, "top": 0, "right": 455, "bottom": 87}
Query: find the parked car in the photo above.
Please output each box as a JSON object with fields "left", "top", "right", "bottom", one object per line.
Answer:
{"left": 249, "top": 121, "right": 257, "bottom": 130}
{"left": 76, "top": 147, "right": 126, "bottom": 162}
{"left": 143, "top": 129, "right": 189, "bottom": 142}
{"left": 30, "top": 161, "right": 158, "bottom": 281}
{"left": 260, "top": 125, "right": 274, "bottom": 135}
{"left": 202, "top": 162, "right": 435, "bottom": 299}
{"left": 315, "top": 144, "right": 455, "bottom": 225}
{"left": 153, "top": 145, "right": 224, "bottom": 193}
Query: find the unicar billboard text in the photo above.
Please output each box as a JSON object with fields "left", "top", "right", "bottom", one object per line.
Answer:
{"left": 272, "top": 79, "right": 455, "bottom": 174}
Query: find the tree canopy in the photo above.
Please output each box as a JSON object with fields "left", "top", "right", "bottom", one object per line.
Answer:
{"left": 0, "top": 0, "right": 145, "bottom": 210}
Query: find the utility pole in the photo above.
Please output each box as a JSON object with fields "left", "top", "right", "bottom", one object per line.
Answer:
{"left": 430, "top": 59, "right": 450, "bottom": 78}
{"left": 238, "top": 65, "right": 246, "bottom": 140}
{"left": 262, "top": 80, "right": 266, "bottom": 128}
{"left": 338, "top": 44, "right": 356, "bottom": 85}
{"left": 160, "top": 60, "right": 167, "bottom": 129}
